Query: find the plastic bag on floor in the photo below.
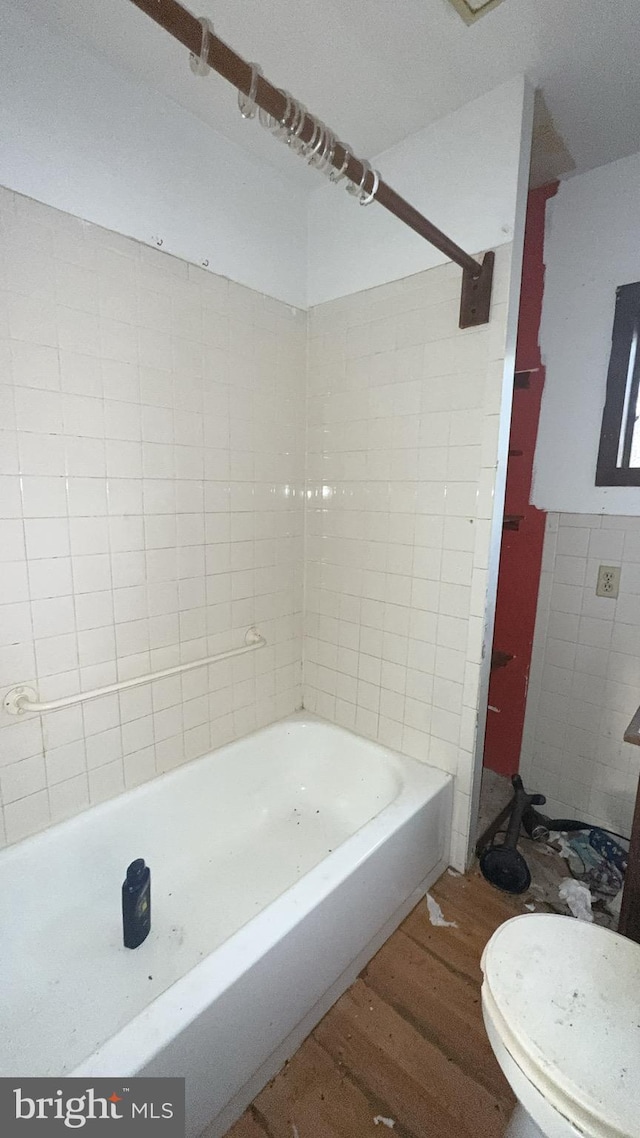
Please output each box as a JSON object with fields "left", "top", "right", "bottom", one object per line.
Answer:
{"left": 558, "top": 879, "right": 594, "bottom": 922}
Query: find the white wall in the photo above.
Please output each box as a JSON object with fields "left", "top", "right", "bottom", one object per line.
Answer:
{"left": 0, "top": 2, "right": 308, "bottom": 307}
{"left": 523, "top": 153, "right": 640, "bottom": 835}
{"left": 533, "top": 150, "right": 640, "bottom": 514}
{"left": 307, "top": 79, "right": 527, "bottom": 306}
{"left": 521, "top": 513, "right": 640, "bottom": 839}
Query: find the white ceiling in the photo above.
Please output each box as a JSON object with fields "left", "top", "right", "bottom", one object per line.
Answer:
{"left": 19, "top": 0, "right": 640, "bottom": 191}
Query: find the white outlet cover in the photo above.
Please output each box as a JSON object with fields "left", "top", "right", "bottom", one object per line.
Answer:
{"left": 596, "top": 565, "right": 621, "bottom": 599}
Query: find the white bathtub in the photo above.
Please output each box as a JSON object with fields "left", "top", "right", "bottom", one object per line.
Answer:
{"left": 1, "top": 713, "right": 452, "bottom": 1136}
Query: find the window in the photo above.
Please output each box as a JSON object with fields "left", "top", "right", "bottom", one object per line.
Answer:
{"left": 596, "top": 281, "right": 640, "bottom": 486}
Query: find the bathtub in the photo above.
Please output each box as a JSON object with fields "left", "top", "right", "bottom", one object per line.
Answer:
{"left": 1, "top": 713, "right": 452, "bottom": 1136}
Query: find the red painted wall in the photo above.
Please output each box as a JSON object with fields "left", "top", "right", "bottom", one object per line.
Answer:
{"left": 483, "top": 182, "right": 558, "bottom": 777}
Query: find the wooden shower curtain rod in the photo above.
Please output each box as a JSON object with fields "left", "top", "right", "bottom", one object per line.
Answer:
{"left": 128, "top": 0, "right": 494, "bottom": 327}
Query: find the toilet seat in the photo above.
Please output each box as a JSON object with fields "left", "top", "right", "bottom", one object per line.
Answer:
{"left": 481, "top": 914, "right": 640, "bottom": 1138}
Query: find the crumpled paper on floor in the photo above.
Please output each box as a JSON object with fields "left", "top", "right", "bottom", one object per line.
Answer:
{"left": 426, "top": 893, "right": 457, "bottom": 928}
{"left": 558, "top": 878, "right": 594, "bottom": 922}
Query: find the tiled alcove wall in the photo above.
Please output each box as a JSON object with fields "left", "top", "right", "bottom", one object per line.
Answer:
{"left": 0, "top": 185, "right": 514, "bottom": 867}
{"left": 304, "top": 248, "right": 512, "bottom": 869}
{"left": 0, "top": 187, "right": 304, "bottom": 846}
{"left": 521, "top": 512, "right": 640, "bottom": 837}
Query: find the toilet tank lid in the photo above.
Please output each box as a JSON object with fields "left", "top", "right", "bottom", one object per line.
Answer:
{"left": 482, "top": 914, "right": 640, "bottom": 1138}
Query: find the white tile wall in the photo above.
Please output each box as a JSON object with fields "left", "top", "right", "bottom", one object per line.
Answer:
{"left": 521, "top": 513, "right": 640, "bottom": 838}
{"left": 0, "top": 187, "right": 304, "bottom": 846}
{"left": 0, "top": 184, "right": 515, "bottom": 871}
{"left": 303, "top": 248, "right": 513, "bottom": 869}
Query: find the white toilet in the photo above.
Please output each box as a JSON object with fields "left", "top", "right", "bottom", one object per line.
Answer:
{"left": 481, "top": 913, "right": 640, "bottom": 1138}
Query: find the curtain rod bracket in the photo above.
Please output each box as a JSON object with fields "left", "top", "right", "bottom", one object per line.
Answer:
{"left": 459, "top": 251, "right": 495, "bottom": 329}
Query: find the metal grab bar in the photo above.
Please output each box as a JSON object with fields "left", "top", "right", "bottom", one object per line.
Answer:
{"left": 3, "top": 627, "right": 266, "bottom": 717}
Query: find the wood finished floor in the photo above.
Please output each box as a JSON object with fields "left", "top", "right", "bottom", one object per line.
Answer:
{"left": 226, "top": 869, "right": 526, "bottom": 1138}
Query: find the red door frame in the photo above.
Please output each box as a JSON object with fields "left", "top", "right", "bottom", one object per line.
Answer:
{"left": 483, "top": 182, "right": 559, "bottom": 777}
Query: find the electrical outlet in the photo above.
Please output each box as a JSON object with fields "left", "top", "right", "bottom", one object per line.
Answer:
{"left": 596, "top": 565, "right": 621, "bottom": 599}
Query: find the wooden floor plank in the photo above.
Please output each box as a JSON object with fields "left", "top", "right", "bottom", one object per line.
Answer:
{"left": 224, "top": 1110, "right": 270, "bottom": 1138}
{"left": 363, "top": 929, "right": 511, "bottom": 1102}
{"left": 402, "top": 874, "right": 519, "bottom": 987}
{"left": 431, "top": 870, "right": 521, "bottom": 925}
{"left": 315, "top": 979, "right": 511, "bottom": 1138}
{"left": 225, "top": 870, "right": 521, "bottom": 1138}
{"left": 253, "top": 1036, "right": 392, "bottom": 1138}
{"left": 401, "top": 908, "right": 487, "bottom": 988}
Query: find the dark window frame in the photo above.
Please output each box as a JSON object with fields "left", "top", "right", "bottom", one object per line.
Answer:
{"left": 596, "top": 280, "right": 640, "bottom": 486}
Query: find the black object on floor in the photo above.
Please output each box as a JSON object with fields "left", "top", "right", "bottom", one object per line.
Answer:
{"left": 522, "top": 805, "right": 630, "bottom": 865}
{"left": 480, "top": 776, "right": 545, "bottom": 894}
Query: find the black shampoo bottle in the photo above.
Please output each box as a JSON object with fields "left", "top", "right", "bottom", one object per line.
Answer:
{"left": 122, "top": 859, "right": 151, "bottom": 948}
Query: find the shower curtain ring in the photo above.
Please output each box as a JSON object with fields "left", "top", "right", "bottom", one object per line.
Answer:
{"left": 329, "top": 143, "right": 351, "bottom": 184}
{"left": 288, "top": 100, "right": 308, "bottom": 152}
{"left": 322, "top": 132, "right": 337, "bottom": 174}
{"left": 273, "top": 90, "right": 294, "bottom": 140}
{"left": 238, "top": 62, "right": 263, "bottom": 119}
{"left": 359, "top": 168, "right": 380, "bottom": 206}
{"left": 189, "top": 16, "right": 214, "bottom": 77}
{"left": 285, "top": 99, "right": 302, "bottom": 147}
{"left": 346, "top": 158, "right": 371, "bottom": 198}
{"left": 301, "top": 116, "right": 322, "bottom": 159}
{"left": 315, "top": 129, "right": 336, "bottom": 174}
{"left": 306, "top": 120, "right": 328, "bottom": 165}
